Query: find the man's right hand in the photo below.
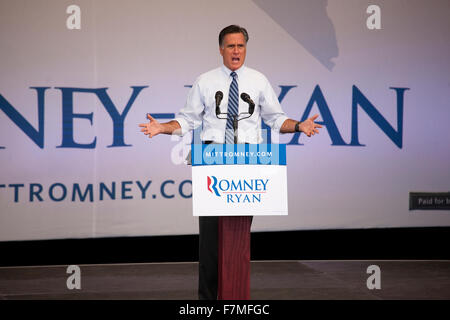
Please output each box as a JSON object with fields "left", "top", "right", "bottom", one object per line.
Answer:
{"left": 139, "top": 114, "right": 164, "bottom": 138}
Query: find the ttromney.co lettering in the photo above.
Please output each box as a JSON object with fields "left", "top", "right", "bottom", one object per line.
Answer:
{"left": 0, "top": 180, "right": 192, "bottom": 203}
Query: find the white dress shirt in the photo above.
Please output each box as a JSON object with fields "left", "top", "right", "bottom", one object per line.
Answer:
{"left": 174, "top": 64, "right": 288, "bottom": 144}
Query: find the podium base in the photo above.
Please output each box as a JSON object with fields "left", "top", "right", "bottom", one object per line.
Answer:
{"left": 217, "top": 216, "right": 252, "bottom": 300}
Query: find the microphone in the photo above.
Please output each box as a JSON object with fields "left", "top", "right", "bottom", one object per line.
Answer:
{"left": 215, "top": 91, "right": 223, "bottom": 116}
{"left": 240, "top": 93, "right": 255, "bottom": 115}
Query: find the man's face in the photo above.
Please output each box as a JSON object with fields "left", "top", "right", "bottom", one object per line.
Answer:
{"left": 219, "top": 32, "right": 247, "bottom": 71}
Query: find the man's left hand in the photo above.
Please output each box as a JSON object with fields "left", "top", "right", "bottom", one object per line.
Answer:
{"left": 299, "top": 114, "right": 323, "bottom": 137}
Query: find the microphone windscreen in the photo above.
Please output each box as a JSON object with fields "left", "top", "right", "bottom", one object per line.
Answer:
{"left": 241, "top": 93, "right": 255, "bottom": 114}
{"left": 215, "top": 91, "right": 223, "bottom": 116}
{"left": 240, "top": 92, "right": 250, "bottom": 102}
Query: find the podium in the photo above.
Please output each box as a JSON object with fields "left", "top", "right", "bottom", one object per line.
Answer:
{"left": 192, "top": 143, "right": 288, "bottom": 300}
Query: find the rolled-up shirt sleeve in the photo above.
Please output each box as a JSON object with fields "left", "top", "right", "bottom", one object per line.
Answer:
{"left": 259, "top": 77, "right": 288, "bottom": 133}
{"left": 174, "top": 78, "right": 204, "bottom": 136}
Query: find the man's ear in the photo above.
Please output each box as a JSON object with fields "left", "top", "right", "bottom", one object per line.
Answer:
{"left": 219, "top": 46, "right": 224, "bottom": 57}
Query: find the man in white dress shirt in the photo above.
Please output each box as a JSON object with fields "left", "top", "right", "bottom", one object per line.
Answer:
{"left": 139, "top": 25, "right": 322, "bottom": 299}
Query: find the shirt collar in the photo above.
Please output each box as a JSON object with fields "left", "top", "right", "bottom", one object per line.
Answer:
{"left": 221, "top": 64, "right": 245, "bottom": 79}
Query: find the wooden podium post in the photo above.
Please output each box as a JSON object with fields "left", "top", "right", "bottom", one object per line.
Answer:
{"left": 217, "top": 216, "right": 252, "bottom": 300}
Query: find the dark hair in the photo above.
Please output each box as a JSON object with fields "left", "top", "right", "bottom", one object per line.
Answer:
{"left": 218, "top": 25, "right": 249, "bottom": 47}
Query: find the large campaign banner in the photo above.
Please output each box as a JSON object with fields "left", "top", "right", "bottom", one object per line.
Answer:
{"left": 1, "top": 0, "right": 449, "bottom": 241}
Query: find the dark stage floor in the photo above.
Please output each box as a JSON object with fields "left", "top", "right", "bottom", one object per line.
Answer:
{"left": 0, "top": 260, "right": 449, "bottom": 300}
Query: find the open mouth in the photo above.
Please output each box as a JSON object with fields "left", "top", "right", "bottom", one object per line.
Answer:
{"left": 232, "top": 57, "right": 240, "bottom": 62}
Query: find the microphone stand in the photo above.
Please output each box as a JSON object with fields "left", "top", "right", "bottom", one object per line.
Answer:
{"left": 215, "top": 91, "right": 255, "bottom": 144}
{"left": 216, "top": 111, "right": 254, "bottom": 144}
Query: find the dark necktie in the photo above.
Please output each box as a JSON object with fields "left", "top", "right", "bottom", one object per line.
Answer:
{"left": 225, "top": 72, "right": 238, "bottom": 144}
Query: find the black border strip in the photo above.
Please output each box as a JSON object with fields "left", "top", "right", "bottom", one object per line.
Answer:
{"left": 1, "top": 227, "right": 449, "bottom": 267}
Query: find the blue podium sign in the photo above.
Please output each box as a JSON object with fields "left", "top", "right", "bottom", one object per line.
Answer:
{"left": 191, "top": 143, "right": 286, "bottom": 166}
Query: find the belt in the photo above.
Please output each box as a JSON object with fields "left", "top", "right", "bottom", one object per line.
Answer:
{"left": 202, "top": 141, "right": 249, "bottom": 145}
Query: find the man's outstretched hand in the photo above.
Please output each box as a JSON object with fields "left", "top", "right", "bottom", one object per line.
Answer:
{"left": 139, "top": 114, "right": 164, "bottom": 138}
{"left": 299, "top": 114, "right": 323, "bottom": 137}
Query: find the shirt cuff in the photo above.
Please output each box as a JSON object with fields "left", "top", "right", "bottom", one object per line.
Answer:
{"left": 273, "top": 115, "right": 289, "bottom": 133}
{"left": 173, "top": 117, "right": 189, "bottom": 136}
